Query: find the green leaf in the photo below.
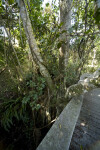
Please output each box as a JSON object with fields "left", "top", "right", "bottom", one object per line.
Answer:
{"left": 57, "top": 42, "right": 62, "bottom": 48}
{"left": 85, "top": 29, "right": 92, "bottom": 34}
{"left": 8, "top": 0, "right": 14, "bottom": 5}
{"left": 46, "top": 3, "right": 49, "bottom": 7}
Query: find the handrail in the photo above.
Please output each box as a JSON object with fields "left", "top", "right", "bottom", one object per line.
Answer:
{"left": 36, "top": 95, "right": 83, "bottom": 150}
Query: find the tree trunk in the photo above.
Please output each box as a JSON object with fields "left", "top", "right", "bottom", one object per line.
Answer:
{"left": 16, "top": 0, "right": 55, "bottom": 93}
{"left": 59, "top": 0, "right": 72, "bottom": 73}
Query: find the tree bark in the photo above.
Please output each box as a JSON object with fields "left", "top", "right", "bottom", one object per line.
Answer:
{"left": 59, "top": 0, "right": 72, "bottom": 73}
{"left": 16, "top": 0, "right": 55, "bottom": 93}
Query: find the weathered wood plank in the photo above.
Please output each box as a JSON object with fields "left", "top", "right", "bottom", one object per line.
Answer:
{"left": 69, "top": 88, "right": 100, "bottom": 150}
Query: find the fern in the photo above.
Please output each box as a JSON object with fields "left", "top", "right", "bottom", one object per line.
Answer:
{"left": 0, "top": 98, "right": 26, "bottom": 131}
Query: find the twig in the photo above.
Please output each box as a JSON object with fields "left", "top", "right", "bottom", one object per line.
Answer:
{"left": 38, "top": 118, "right": 56, "bottom": 130}
{"left": 0, "top": 66, "right": 7, "bottom": 74}
{"left": 4, "top": 27, "right": 23, "bottom": 75}
{"left": 66, "top": 32, "right": 100, "bottom": 37}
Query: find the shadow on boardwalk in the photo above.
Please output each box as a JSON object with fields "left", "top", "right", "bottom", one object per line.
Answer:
{"left": 70, "top": 88, "right": 100, "bottom": 150}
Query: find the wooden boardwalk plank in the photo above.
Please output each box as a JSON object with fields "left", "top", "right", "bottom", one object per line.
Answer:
{"left": 69, "top": 88, "right": 100, "bottom": 150}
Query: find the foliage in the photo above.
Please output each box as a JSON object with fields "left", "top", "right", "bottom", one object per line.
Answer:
{"left": 0, "top": 0, "right": 100, "bottom": 149}
{"left": 27, "top": 0, "right": 60, "bottom": 77}
{"left": 0, "top": 71, "right": 46, "bottom": 130}
{"left": 22, "top": 73, "right": 46, "bottom": 111}
{"left": 65, "top": 63, "right": 79, "bottom": 87}
{"left": 68, "top": 0, "right": 100, "bottom": 76}
{"left": 0, "top": 98, "right": 25, "bottom": 130}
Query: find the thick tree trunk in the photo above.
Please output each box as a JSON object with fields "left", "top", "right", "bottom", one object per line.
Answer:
{"left": 16, "top": 0, "right": 55, "bottom": 93}
{"left": 59, "top": 0, "right": 72, "bottom": 73}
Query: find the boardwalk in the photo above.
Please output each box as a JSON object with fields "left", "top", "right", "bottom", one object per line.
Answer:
{"left": 37, "top": 88, "right": 100, "bottom": 150}
{"left": 70, "top": 88, "right": 100, "bottom": 150}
